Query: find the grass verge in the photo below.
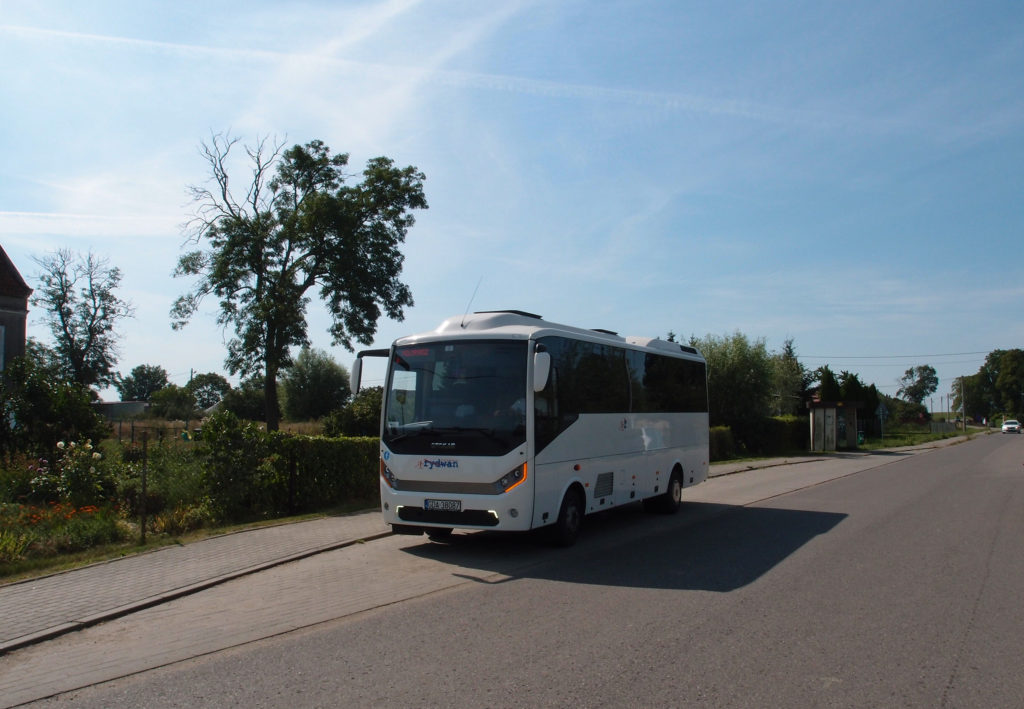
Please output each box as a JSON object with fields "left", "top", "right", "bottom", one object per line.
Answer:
{"left": 0, "top": 498, "right": 377, "bottom": 585}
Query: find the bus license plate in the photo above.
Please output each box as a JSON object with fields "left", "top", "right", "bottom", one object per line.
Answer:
{"left": 424, "top": 499, "right": 461, "bottom": 512}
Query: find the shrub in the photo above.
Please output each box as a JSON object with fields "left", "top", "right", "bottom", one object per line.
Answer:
{"left": 54, "top": 506, "right": 126, "bottom": 552}
{"left": 0, "top": 454, "right": 34, "bottom": 503}
{"left": 28, "top": 439, "right": 113, "bottom": 506}
{"left": 113, "top": 438, "right": 209, "bottom": 530}
{"left": 323, "top": 387, "right": 381, "bottom": 437}
{"left": 0, "top": 502, "right": 127, "bottom": 559}
{"left": 201, "top": 410, "right": 378, "bottom": 520}
{"left": 728, "top": 416, "right": 807, "bottom": 457}
{"left": 710, "top": 426, "right": 736, "bottom": 461}
{"left": 219, "top": 376, "right": 278, "bottom": 422}
{"left": 710, "top": 416, "right": 807, "bottom": 461}
{"left": 150, "top": 500, "right": 216, "bottom": 536}
{"left": 199, "top": 411, "right": 279, "bottom": 519}
{"left": 0, "top": 355, "right": 109, "bottom": 459}
{"left": 149, "top": 384, "right": 198, "bottom": 420}
{"left": 0, "top": 528, "right": 34, "bottom": 563}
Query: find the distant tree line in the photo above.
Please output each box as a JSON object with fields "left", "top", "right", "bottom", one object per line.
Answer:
{"left": 953, "top": 349, "right": 1024, "bottom": 422}
{"left": 108, "top": 347, "right": 378, "bottom": 435}
{"left": 675, "top": 331, "right": 947, "bottom": 453}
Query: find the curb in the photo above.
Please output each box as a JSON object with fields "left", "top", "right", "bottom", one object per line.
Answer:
{"left": 710, "top": 457, "right": 829, "bottom": 478}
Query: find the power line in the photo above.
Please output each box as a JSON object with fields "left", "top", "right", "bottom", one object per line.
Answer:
{"left": 802, "top": 351, "right": 988, "bottom": 360}
{"left": 806, "top": 358, "right": 984, "bottom": 369}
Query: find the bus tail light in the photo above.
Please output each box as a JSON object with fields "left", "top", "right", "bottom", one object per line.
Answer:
{"left": 494, "top": 463, "right": 527, "bottom": 493}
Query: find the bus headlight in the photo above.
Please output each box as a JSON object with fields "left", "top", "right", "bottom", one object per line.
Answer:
{"left": 494, "top": 463, "right": 527, "bottom": 493}
{"left": 380, "top": 459, "right": 398, "bottom": 489}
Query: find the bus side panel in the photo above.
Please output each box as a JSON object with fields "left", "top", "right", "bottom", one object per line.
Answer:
{"left": 680, "top": 412, "right": 710, "bottom": 486}
{"left": 531, "top": 411, "right": 709, "bottom": 526}
{"left": 530, "top": 462, "right": 580, "bottom": 530}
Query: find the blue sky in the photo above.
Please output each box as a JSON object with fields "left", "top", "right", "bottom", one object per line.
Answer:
{"left": 1, "top": 0, "right": 1021, "bottom": 406}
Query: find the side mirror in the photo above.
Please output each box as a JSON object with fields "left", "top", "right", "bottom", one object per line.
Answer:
{"left": 533, "top": 351, "right": 551, "bottom": 392}
{"left": 351, "top": 357, "right": 363, "bottom": 395}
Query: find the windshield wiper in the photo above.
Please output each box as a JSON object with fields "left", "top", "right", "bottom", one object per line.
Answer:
{"left": 430, "top": 425, "right": 508, "bottom": 444}
{"left": 386, "top": 420, "right": 433, "bottom": 442}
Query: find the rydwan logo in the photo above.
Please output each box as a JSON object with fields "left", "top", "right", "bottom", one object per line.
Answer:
{"left": 418, "top": 458, "right": 459, "bottom": 470}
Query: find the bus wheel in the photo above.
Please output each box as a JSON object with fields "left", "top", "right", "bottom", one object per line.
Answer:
{"left": 550, "top": 488, "right": 584, "bottom": 547}
{"left": 661, "top": 469, "right": 683, "bottom": 514}
{"left": 426, "top": 527, "right": 453, "bottom": 542}
{"left": 646, "top": 469, "right": 682, "bottom": 514}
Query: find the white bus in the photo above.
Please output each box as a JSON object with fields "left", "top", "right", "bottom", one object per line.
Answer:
{"left": 352, "top": 310, "right": 709, "bottom": 545}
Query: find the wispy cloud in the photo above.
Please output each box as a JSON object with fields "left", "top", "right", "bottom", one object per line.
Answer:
{"left": 0, "top": 22, "right": 279, "bottom": 63}
{"left": 0, "top": 14, "right": 896, "bottom": 138}
{"left": 0, "top": 211, "right": 178, "bottom": 239}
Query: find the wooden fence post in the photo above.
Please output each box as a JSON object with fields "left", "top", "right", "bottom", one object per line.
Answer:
{"left": 139, "top": 432, "right": 148, "bottom": 545}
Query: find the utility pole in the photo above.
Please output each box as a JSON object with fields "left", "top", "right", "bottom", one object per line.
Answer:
{"left": 960, "top": 376, "right": 966, "bottom": 430}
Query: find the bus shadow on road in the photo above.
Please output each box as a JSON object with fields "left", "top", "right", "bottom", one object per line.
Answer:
{"left": 401, "top": 502, "right": 847, "bottom": 593}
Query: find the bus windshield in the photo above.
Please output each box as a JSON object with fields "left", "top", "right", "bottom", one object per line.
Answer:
{"left": 382, "top": 340, "right": 529, "bottom": 456}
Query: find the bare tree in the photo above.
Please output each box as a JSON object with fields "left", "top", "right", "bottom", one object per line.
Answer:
{"left": 32, "top": 249, "right": 134, "bottom": 390}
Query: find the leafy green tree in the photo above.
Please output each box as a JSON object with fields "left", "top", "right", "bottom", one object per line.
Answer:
{"left": 25, "top": 337, "right": 62, "bottom": 374}
{"left": 883, "top": 391, "right": 928, "bottom": 423}
{"left": 0, "top": 354, "right": 107, "bottom": 458}
{"left": 690, "top": 331, "right": 773, "bottom": 427}
{"left": 897, "top": 365, "right": 938, "bottom": 405}
{"left": 323, "top": 386, "right": 382, "bottom": 436}
{"left": 219, "top": 375, "right": 279, "bottom": 422}
{"left": 280, "top": 347, "right": 350, "bottom": 421}
{"left": 863, "top": 384, "right": 881, "bottom": 425}
{"left": 813, "top": 365, "right": 841, "bottom": 402}
{"left": 771, "top": 338, "right": 806, "bottom": 415}
{"left": 836, "top": 370, "right": 879, "bottom": 433}
{"left": 115, "top": 364, "right": 169, "bottom": 401}
{"left": 837, "top": 370, "right": 865, "bottom": 403}
{"left": 149, "top": 385, "right": 198, "bottom": 420}
{"left": 188, "top": 372, "right": 231, "bottom": 410}
{"left": 171, "top": 134, "right": 427, "bottom": 431}
{"left": 994, "top": 349, "right": 1024, "bottom": 416}
{"left": 952, "top": 373, "right": 982, "bottom": 422}
{"left": 955, "top": 349, "right": 1020, "bottom": 421}
{"left": 32, "top": 249, "right": 134, "bottom": 390}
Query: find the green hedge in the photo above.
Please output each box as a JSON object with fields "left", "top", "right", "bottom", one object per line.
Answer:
{"left": 710, "top": 416, "right": 807, "bottom": 461}
{"left": 710, "top": 426, "right": 737, "bottom": 461}
{"left": 201, "top": 412, "right": 378, "bottom": 519}
{"left": 276, "top": 435, "right": 379, "bottom": 512}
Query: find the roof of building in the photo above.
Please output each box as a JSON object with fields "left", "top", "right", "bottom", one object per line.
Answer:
{"left": 0, "top": 245, "right": 32, "bottom": 299}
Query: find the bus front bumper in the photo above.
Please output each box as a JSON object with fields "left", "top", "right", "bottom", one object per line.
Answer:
{"left": 380, "top": 482, "right": 534, "bottom": 532}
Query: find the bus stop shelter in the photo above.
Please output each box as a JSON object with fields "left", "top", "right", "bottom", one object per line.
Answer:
{"left": 808, "top": 400, "right": 861, "bottom": 451}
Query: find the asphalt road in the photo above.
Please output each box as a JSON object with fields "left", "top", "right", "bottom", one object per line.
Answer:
{"left": 11, "top": 434, "right": 1024, "bottom": 708}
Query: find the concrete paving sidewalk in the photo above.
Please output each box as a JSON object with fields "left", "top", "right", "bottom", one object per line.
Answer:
{"left": 0, "top": 436, "right": 970, "bottom": 655}
{"left": 0, "top": 512, "right": 391, "bottom": 654}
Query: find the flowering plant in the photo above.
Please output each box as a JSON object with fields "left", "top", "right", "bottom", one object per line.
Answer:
{"left": 29, "top": 439, "right": 108, "bottom": 506}
{"left": 1, "top": 501, "right": 124, "bottom": 562}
